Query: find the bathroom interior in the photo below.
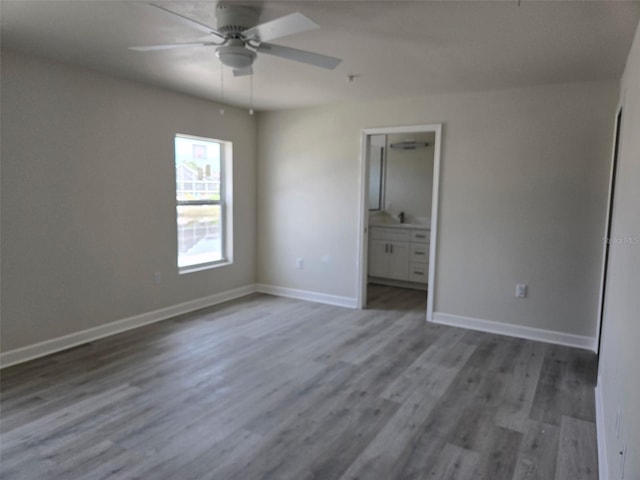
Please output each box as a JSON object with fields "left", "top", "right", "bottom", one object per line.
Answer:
{"left": 367, "top": 132, "right": 436, "bottom": 293}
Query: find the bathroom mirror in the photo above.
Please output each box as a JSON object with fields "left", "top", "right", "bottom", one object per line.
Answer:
{"left": 368, "top": 134, "right": 386, "bottom": 211}
{"left": 384, "top": 132, "right": 434, "bottom": 223}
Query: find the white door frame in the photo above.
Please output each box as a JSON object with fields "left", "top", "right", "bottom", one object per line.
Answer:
{"left": 356, "top": 123, "right": 443, "bottom": 321}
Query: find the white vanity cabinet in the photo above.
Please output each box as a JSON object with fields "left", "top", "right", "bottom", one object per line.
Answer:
{"left": 369, "top": 226, "right": 429, "bottom": 285}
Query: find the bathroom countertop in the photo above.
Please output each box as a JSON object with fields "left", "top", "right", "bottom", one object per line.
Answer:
{"left": 368, "top": 221, "right": 430, "bottom": 230}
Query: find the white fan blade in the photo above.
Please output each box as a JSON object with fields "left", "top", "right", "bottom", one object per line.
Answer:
{"left": 243, "top": 12, "right": 318, "bottom": 43}
{"left": 233, "top": 66, "right": 254, "bottom": 77}
{"left": 129, "top": 42, "right": 213, "bottom": 52}
{"left": 147, "top": 3, "right": 224, "bottom": 39}
{"left": 257, "top": 43, "right": 341, "bottom": 70}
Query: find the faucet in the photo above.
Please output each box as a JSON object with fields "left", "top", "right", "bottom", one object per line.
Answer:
{"left": 399, "top": 212, "right": 405, "bottom": 224}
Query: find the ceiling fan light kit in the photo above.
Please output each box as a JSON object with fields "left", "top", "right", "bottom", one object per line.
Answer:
{"left": 216, "top": 40, "right": 256, "bottom": 69}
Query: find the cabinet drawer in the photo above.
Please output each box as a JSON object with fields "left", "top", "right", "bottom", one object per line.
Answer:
{"left": 370, "top": 227, "right": 411, "bottom": 242}
{"left": 410, "top": 243, "right": 429, "bottom": 262}
{"left": 411, "top": 229, "right": 430, "bottom": 243}
{"left": 409, "top": 262, "right": 428, "bottom": 283}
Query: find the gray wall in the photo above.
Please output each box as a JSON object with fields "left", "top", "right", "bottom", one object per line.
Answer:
{"left": 1, "top": 49, "right": 258, "bottom": 352}
{"left": 257, "top": 80, "right": 618, "bottom": 338}
{"left": 599, "top": 21, "right": 640, "bottom": 480}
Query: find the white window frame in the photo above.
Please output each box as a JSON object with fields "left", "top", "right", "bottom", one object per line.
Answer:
{"left": 175, "top": 133, "right": 233, "bottom": 274}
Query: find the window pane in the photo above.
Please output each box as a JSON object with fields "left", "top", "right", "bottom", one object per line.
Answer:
{"left": 175, "top": 137, "right": 221, "bottom": 202}
{"left": 177, "top": 204, "right": 222, "bottom": 267}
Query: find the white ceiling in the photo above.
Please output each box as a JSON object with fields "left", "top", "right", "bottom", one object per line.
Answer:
{"left": 2, "top": 1, "right": 639, "bottom": 111}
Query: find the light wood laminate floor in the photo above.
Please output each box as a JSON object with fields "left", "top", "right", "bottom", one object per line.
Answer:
{"left": 0, "top": 285, "right": 598, "bottom": 480}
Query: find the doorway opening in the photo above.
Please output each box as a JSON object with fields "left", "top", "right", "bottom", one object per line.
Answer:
{"left": 356, "top": 124, "right": 443, "bottom": 320}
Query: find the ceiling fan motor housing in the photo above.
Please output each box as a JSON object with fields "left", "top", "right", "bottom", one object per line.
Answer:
{"left": 215, "top": 4, "right": 260, "bottom": 36}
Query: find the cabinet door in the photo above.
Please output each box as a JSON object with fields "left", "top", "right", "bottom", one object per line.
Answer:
{"left": 368, "top": 239, "right": 389, "bottom": 278}
{"left": 388, "top": 241, "right": 410, "bottom": 280}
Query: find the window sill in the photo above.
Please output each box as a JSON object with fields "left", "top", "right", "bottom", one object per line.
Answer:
{"left": 179, "top": 259, "right": 232, "bottom": 275}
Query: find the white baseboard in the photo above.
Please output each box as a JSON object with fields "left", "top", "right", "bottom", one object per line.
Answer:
{"left": 0, "top": 284, "right": 258, "bottom": 369}
{"left": 595, "top": 379, "right": 609, "bottom": 480}
{"left": 431, "top": 312, "right": 596, "bottom": 351}
{"left": 256, "top": 284, "right": 358, "bottom": 309}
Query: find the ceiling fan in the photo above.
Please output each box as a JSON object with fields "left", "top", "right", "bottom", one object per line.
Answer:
{"left": 129, "top": 2, "right": 342, "bottom": 77}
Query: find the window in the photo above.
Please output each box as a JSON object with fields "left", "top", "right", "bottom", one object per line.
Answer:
{"left": 175, "top": 134, "right": 232, "bottom": 272}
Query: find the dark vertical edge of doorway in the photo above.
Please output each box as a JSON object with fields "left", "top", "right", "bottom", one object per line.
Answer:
{"left": 597, "top": 108, "right": 623, "bottom": 364}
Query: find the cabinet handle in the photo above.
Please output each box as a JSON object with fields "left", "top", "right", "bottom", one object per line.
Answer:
{"left": 385, "top": 243, "right": 388, "bottom": 253}
{"left": 414, "top": 251, "right": 425, "bottom": 255}
{"left": 413, "top": 271, "right": 424, "bottom": 275}
{"left": 390, "top": 244, "right": 393, "bottom": 254}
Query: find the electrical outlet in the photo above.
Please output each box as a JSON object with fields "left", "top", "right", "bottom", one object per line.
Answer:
{"left": 516, "top": 283, "right": 527, "bottom": 298}
{"left": 296, "top": 257, "right": 303, "bottom": 270}
{"left": 153, "top": 271, "right": 162, "bottom": 284}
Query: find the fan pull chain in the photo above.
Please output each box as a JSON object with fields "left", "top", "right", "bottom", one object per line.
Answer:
{"left": 249, "top": 74, "right": 254, "bottom": 116}
{"left": 220, "top": 67, "right": 225, "bottom": 116}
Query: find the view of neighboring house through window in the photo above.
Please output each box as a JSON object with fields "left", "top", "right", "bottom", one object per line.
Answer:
{"left": 175, "top": 134, "right": 231, "bottom": 271}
